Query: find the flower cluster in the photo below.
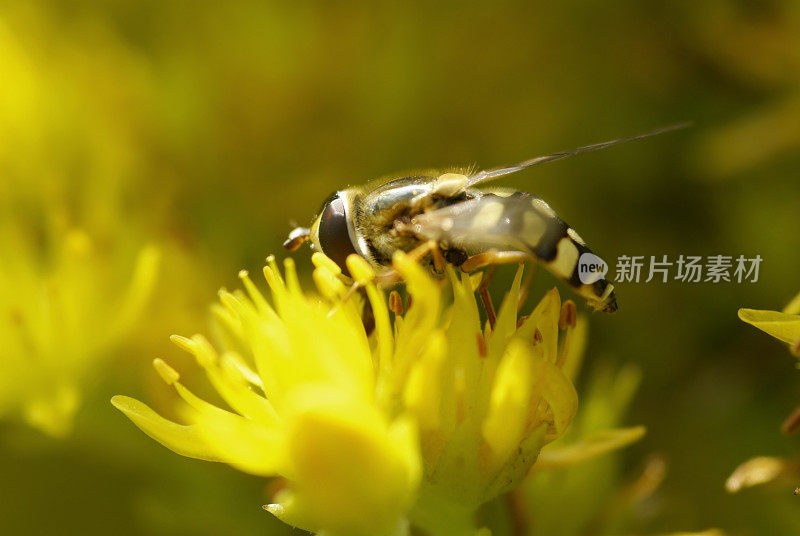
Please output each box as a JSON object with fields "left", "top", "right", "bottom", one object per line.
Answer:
{"left": 0, "top": 220, "right": 159, "bottom": 437}
{"left": 727, "top": 291, "right": 800, "bottom": 494}
{"left": 0, "top": 17, "right": 163, "bottom": 437}
{"left": 114, "top": 252, "right": 643, "bottom": 535}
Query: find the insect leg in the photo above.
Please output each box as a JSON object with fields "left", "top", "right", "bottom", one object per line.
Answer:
{"left": 477, "top": 265, "right": 498, "bottom": 330}
{"left": 430, "top": 241, "right": 446, "bottom": 273}
{"left": 373, "top": 240, "right": 439, "bottom": 286}
{"left": 460, "top": 250, "right": 531, "bottom": 273}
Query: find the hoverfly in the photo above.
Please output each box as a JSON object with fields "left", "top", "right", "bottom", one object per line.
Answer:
{"left": 284, "top": 124, "right": 689, "bottom": 313}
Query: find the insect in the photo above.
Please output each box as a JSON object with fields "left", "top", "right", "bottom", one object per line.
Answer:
{"left": 284, "top": 124, "right": 689, "bottom": 313}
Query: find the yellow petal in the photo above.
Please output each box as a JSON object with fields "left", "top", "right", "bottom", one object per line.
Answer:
{"left": 535, "top": 426, "right": 646, "bottom": 470}
{"left": 264, "top": 489, "right": 319, "bottom": 534}
{"left": 488, "top": 264, "right": 524, "bottom": 350}
{"left": 404, "top": 330, "right": 447, "bottom": 431}
{"left": 311, "top": 251, "right": 342, "bottom": 275}
{"left": 725, "top": 456, "right": 791, "bottom": 493}
{"left": 483, "top": 339, "right": 535, "bottom": 472}
{"left": 442, "top": 269, "right": 481, "bottom": 422}
{"left": 193, "top": 405, "right": 285, "bottom": 477}
{"left": 23, "top": 384, "right": 79, "bottom": 438}
{"left": 346, "top": 253, "right": 376, "bottom": 285}
{"left": 738, "top": 308, "right": 800, "bottom": 345}
{"left": 363, "top": 281, "right": 393, "bottom": 377}
{"left": 389, "top": 252, "right": 442, "bottom": 403}
{"left": 111, "top": 395, "right": 223, "bottom": 462}
{"left": 222, "top": 279, "right": 373, "bottom": 405}
{"left": 518, "top": 288, "right": 561, "bottom": 363}
{"left": 175, "top": 334, "right": 279, "bottom": 426}
{"left": 312, "top": 264, "right": 348, "bottom": 301}
{"left": 532, "top": 350, "right": 579, "bottom": 440}
{"left": 108, "top": 244, "right": 160, "bottom": 342}
{"left": 393, "top": 250, "right": 440, "bottom": 327}
{"left": 483, "top": 424, "right": 546, "bottom": 500}
{"left": 285, "top": 387, "right": 420, "bottom": 536}
{"left": 784, "top": 290, "right": 800, "bottom": 315}
{"left": 237, "top": 269, "right": 273, "bottom": 316}
{"left": 558, "top": 315, "right": 588, "bottom": 381}
{"left": 144, "top": 359, "right": 284, "bottom": 475}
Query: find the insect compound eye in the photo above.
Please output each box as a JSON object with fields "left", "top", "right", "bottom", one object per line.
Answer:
{"left": 316, "top": 191, "right": 359, "bottom": 275}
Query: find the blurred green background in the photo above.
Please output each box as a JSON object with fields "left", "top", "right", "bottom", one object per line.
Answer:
{"left": 1, "top": 0, "right": 799, "bottom": 534}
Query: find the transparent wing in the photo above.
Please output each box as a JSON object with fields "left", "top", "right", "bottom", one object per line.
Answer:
{"left": 466, "top": 122, "right": 691, "bottom": 188}
{"left": 402, "top": 192, "right": 620, "bottom": 313}
{"left": 402, "top": 192, "right": 565, "bottom": 257}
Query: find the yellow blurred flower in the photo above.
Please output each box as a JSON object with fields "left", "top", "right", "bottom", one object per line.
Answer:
{"left": 0, "top": 8, "right": 167, "bottom": 437}
{"left": 0, "top": 219, "right": 159, "bottom": 437}
{"left": 114, "top": 251, "right": 606, "bottom": 535}
{"left": 727, "top": 291, "right": 800, "bottom": 494}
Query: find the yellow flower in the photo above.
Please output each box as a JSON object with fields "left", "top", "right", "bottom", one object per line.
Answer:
{"left": 114, "top": 251, "right": 596, "bottom": 535}
{"left": 0, "top": 10, "right": 165, "bottom": 437}
{"left": 727, "top": 291, "right": 800, "bottom": 494}
{"left": 0, "top": 219, "right": 159, "bottom": 437}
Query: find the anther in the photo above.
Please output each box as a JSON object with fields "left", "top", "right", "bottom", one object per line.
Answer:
{"left": 389, "top": 290, "right": 404, "bottom": 316}
{"left": 559, "top": 300, "right": 577, "bottom": 330}
{"left": 476, "top": 333, "right": 487, "bottom": 358}
{"left": 534, "top": 328, "right": 543, "bottom": 344}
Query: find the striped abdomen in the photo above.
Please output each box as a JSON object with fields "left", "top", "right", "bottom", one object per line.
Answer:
{"left": 408, "top": 190, "right": 618, "bottom": 313}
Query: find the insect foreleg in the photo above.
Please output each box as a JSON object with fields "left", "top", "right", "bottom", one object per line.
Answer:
{"left": 372, "top": 240, "right": 441, "bottom": 286}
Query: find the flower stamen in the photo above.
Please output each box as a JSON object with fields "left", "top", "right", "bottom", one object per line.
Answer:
{"left": 559, "top": 300, "right": 578, "bottom": 330}
{"left": 389, "top": 290, "right": 404, "bottom": 316}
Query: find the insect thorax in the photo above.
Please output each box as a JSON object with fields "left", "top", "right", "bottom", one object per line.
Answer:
{"left": 353, "top": 175, "right": 472, "bottom": 267}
